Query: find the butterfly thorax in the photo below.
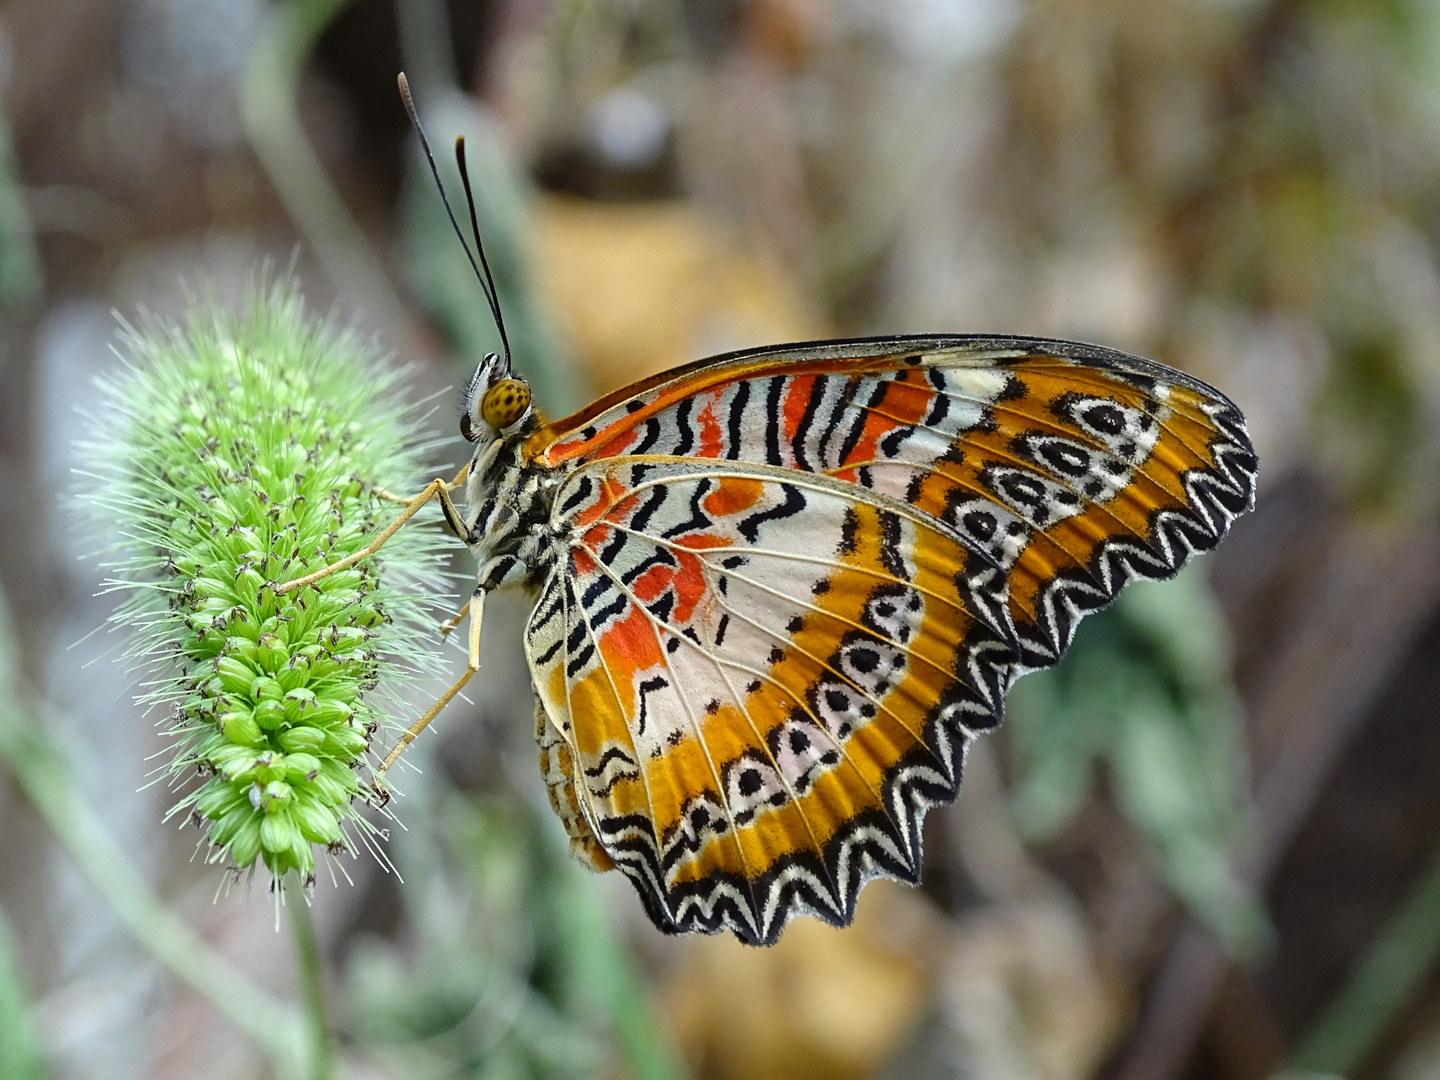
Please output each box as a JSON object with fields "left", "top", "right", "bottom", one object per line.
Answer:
{"left": 461, "top": 424, "right": 567, "bottom": 594}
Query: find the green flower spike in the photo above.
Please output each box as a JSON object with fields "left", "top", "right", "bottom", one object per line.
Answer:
{"left": 86, "top": 279, "right": 452, "bottom": 889}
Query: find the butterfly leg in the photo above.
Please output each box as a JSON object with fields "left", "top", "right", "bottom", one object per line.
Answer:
{"left": 373, "top": 587, "right": 485, "bottom": 790}
{"left": 372, "top": 463, "right": 469, "bottom": 505}
{"left": 276, "top": 470, "right": 469, "bottom": 596}
{"left": 438, "top": 599, "right": 469, "bottom": 637}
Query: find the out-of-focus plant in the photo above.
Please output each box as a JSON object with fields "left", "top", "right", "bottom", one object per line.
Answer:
{"left": 0, "top": 110, "right": 38, "bottom": 308}
{"left": 0, "top": 906, "right": 44, "bottom": 1080}
{"left": 1007, "top": 567, "right": 1268, "bottom": 957}
{"left": 346, "top": 788, "right": 683, "bottom": 1080}
{"left": 83, "top": 278, "right": 450, "bottom": 888}
{"left": 1291, "top": 840, "right": 1440, "bottom": 1075}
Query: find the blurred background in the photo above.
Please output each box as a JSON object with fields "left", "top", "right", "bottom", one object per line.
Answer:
{"left": 3, "top": 0, "right": 1440, "bottom": 1078}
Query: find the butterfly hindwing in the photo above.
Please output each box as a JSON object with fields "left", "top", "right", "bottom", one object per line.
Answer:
{"left": 525, "top": 458, "right": 1017, "bottom": 943}
{"left": 522, "top": 334, "right": 1257, "bottom": 943}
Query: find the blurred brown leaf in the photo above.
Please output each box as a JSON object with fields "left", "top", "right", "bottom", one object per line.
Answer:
{"left": 531, "top": 194, "right": 828, "bottom": 394}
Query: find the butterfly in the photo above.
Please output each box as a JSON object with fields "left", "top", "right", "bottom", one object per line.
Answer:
{"left": 281, "top": 76, "right": 1258, "bottom": 946}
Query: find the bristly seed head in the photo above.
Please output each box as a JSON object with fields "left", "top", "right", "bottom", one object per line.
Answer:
{"left": 83, "top": 276, "right": 451, "bottom": 890}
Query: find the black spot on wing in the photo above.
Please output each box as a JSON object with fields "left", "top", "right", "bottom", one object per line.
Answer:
{"left": 628, "top": 483, "right": 668, "bottom": 534}
{"left": 672, "top": 397, "right": 695, "bottom": 456}
{"left": 635, "top": 676, "right": 667, "bottom": 737}
{"left": 877, "top": 510, "right": 906, "bottom": 578}
{"left": 836, "top": 378, "right": 886, "bottom": 466}
{"left": 791, "top": 376, "right": 823, "bottom": 471}
{"left": 620, "top": 546, "right": 678, "bottom": 586}
{"left": 838, "top": 507, "right": 860, "bottom": 556}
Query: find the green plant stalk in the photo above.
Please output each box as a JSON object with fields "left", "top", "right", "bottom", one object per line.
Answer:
{"left": 395, "top": 0, "right": 580, "bottom": 416}
{"left": 240, "top": 0, "right": 408, "bottom": 331}
{"left": 0, "top": 584, "right": 307, "bottom": 1075}
{"left": 290, "top": 900, "right": 334, "bottom": 1080}
{"left": 1290, "top": 838, "right": 1440, "bottom": 1074}
{"left": 0, "top": 903, "right": 44, "bottom": 1080}
{"left": 0, "top": 106, "right": 39, "bottom": 307}
{"left": 550, "top": 863, "right": 687, "bottom": 1080}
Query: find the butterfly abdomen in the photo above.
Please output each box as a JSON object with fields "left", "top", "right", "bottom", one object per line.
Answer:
{"left": 534, "top": 695, "right": 615, "bottom": 872}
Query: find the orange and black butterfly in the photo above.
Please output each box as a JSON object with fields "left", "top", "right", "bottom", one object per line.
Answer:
{"left": 286, "top": 76, "right": 1257, "bottom": 946}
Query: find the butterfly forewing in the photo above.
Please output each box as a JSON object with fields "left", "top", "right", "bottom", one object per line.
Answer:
{"left": 533, "top": 337, "right": 1256, "bottom": 667}
{"left": 523, "top": 335, "right": 1256, "bottom": 943}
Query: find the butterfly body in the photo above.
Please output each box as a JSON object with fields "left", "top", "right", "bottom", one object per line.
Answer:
{"left": 452, "top": 334, "right": 1256, "bottom": 946}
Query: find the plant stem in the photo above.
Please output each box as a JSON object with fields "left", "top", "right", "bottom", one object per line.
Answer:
{"left": 290, "top": 900, "right": 335, "bottom": 1080}
{"left": 240, "top": 0, "right": 409, "bottom": 329}
{"left": 1291, "top": 838, "right": 1440, "bottom": 1074}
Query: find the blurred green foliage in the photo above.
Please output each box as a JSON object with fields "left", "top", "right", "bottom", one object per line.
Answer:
{"left": 0, "top": 115, "right": 38, "bottom": 308}
{"left": 345, "top": 787, "right": 683, "bottom": 1080}
{"left": 1007, "top": 567, "right": 1268, "bottom": 958}
{"left": 0, "top": 905, "right": 44, "bottom": 1080}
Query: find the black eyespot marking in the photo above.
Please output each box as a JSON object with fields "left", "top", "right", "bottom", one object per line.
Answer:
{"left": 963, "top": 510, "right": 996, "bottom": 540}
{"left": 1038, "top": 441, "right": 1091, "bottom": 476}
{"left": 846, "top": 646, "right": 881, "bottom": 675}
{"left": 1083, "top": 403, "right": 1125, "bottom": 435}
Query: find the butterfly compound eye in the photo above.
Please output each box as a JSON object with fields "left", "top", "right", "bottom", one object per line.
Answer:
{"left": 481, "top": 378, "right": 531, "bottom": 430}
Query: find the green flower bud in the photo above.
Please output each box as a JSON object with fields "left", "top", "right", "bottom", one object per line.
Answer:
{"left": 253, "top": 699, "right": 287, "bottom": 731}
{"left": 256, "top": 634, "right": 289, "bottom": 673}
{"left": 294, "top": 800, "right": 342, "bottom": 845}
{"left": 216, "top": 655, "right": 257, "bottom": 696}
{"left": 220, "top": 710, "right": 264, "bottom": 747}
{"left": 251, "top": 676, "right": 284, "bottom": 703}
{"left": 278, "top": 726, "right": 328, "bottom": 753}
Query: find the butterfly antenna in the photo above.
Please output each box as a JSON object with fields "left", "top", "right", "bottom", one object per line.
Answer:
{"left": 454, "top": 135, "right": 511, "bottom": 372}
{"left": 396, "top": 72, "right": 510, "bottom": 368}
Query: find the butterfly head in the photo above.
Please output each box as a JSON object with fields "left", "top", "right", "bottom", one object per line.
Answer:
{"left": 461, "top": 352, "right": 533, "bottom": 443}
